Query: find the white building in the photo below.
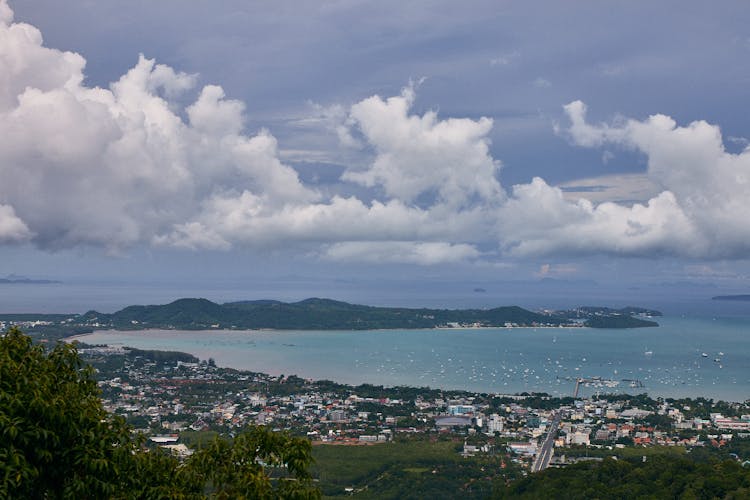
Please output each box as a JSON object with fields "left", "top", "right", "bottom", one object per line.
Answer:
{"left": 487, "top": 414, "right": 504, "bottom": 433}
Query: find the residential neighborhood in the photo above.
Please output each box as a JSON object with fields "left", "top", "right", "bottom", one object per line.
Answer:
{"left": 79, "top": 343, "right": 750, "bottom": 474}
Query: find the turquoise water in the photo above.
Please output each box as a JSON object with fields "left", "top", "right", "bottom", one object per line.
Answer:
{"left": 74, "top": 315, "right": 750, "bottom": 401}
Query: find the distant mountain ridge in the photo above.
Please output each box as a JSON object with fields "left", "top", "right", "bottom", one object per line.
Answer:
{"left": 0, "top": 277, "right": 61, "bottom": 284}
{"left": 77, "top": 298, "right": 659, "bottom": 331}
{"left": 712, "top": 294, "right": 750, "bottom": 301}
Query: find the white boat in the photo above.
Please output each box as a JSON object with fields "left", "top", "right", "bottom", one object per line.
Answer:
{"left": 701, "top": 352, "right": 708, "bottom": 357}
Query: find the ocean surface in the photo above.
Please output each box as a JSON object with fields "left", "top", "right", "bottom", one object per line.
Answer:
{"left": 74, "top": 314, "right": 750, "bottom": 402}
{"left": 5, "top": 280, "right": 749, "bottom": 401}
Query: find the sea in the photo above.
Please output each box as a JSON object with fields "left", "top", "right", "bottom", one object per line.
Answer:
{"left": 3, "top": 280, "right": 749, "bottom": 401}
{"left": 72, "top": 316, "right": 747, "bottom": 402}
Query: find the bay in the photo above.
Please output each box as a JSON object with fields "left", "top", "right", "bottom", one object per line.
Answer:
{"left": 73, "top": 315, "right": 750, "bottom": 402}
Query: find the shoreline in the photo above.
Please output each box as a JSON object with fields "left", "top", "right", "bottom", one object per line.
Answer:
{"left": 65, "top": 319, "right": 749, "bottom": 403}
{"left": 71, "top": 336, "right": 750, "bottom": 405}
{"left": 64, "top": 324, "right": 589, "bottom": 341}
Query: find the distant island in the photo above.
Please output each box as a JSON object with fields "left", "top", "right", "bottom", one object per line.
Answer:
{"left": 712, "top": 294, "right": 750, "bottom": 301}
{"left": 0, "top": 298, "right": 660, "bottom": 340}
{"left": 71, "top": 298, "right": 658, "bottom": 331}
{"left": 0, "top": 277, "right": 61, "bottom": 284}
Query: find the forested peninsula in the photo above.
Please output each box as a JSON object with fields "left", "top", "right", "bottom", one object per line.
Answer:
{"left": 74, "top": 298, "right": 659, "bottom": 331}
{"left": 2, "top": 298, "right": 660, "bottom": 341}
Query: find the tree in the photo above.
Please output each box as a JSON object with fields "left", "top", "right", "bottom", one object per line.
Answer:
{"left": 0, "top": 328, "right": 320, "bottom": 498}
{"left": 188, "top": 427, "right": 319, "bottom": 499}
{"left": 0, "top": 327, "right": 136, "bottom": 498}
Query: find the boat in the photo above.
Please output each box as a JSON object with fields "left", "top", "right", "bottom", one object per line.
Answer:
{"left": 644, "top": 350, "right": 653, "bottom": 356}
{"left": 701, "top": 352, "right": 708, "bottom": 357}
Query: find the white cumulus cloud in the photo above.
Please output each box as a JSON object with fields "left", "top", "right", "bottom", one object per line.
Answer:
{"left": 0, "top": 204, "right": 31, "bottom": 243}
{"left": 341, "top": 84, "right": 503, "bottom": 208}
{"left": 1, "top": 0, "right": 749, "bottom": 264}
{"left": 0, "top": 3, "right": 316, "bottom": 252}
{"left": 499, "top": 179, "right": 697, "bottom": 256}
{"left": 564, "top": 100, "right": 750, "bottom": 258}
{"left": 323, "top": 241, "right": 481, "bottom": 265}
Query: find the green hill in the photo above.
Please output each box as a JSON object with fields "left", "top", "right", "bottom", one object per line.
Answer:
{"left": 73, "top": 298, "right": 659, "bottom": 331}
{"left": 80, "top": 298, "right": 560, "bottom": 330}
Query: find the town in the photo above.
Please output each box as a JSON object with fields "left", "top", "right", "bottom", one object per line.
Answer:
{"left": 77, "top": 342, "right": 750, "bottom": 496}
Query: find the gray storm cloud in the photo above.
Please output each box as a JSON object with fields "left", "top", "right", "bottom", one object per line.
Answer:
{"left": 0, "top": 0, "right": 747, "bottom": 263}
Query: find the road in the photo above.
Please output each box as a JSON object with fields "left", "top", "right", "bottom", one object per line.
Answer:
{"left": 531, "top": 411, "right": 562, "bottom": 473}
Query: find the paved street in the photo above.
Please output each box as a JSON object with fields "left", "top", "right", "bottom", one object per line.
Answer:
{"left": 531, "top": 411, "right": 562, "bottom": 473}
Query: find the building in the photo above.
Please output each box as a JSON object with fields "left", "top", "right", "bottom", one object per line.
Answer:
{"left": 435, "top": 415, "right": 473, "bottom": 429}
{"left": 487, "top": 414, "right": 504, "bottom": 433}
{"left": 508, "top": 441, "right": 537, "bottom": 455}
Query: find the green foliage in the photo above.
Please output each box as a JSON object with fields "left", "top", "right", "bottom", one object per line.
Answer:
{"left": 189, "top": 428, "right": 319, "bottom": 499}
{"left": 80, "top": 297, "right": 564, "bottom": 330}
{"left": 10, "top": 298, "right": 659, "bottom": 336}
{"left": 0, "top": 327, "right": 136, "bottom": 498}
{"left": 559, "top": 445, "right": 686, "bottom": 460}
{"left": 125, "top": 347, "right": 199, "bottom": 364}
{"left": 312, "top": 439, "right": 518, "bottom": 498}
{"left": 641, "top": 412, "right": 674, "bottom": 429}
{"left": 493, "top": 455, "right": 750, "bottom": 499}
{"left": 179, "top": 431, "right": 221, "bottom": 450}
{"left": 0, "top": 328, "right": 320, "bottom": 499}
{"left": 313, "top": 440, "right": 459, "bottom": 488}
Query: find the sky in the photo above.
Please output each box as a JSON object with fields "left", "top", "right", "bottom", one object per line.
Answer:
{"left": 2, "top": 0, "right": 750, "bottom": 306}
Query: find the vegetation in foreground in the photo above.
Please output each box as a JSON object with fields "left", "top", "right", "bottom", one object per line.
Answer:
{"left": 0, "top": 327, "right": 319, "bottom": 498}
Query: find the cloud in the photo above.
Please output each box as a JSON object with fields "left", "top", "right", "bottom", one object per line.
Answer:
{"left": 0, "top": 0, "right": 11, "bottom": 25}
{"left": 0, "top": 1, "right": 498, "bottom": 261}
{"left": 158, "top": 193, "right": 493, "bottom": 253}
{"left": 0, "top": 204, "right": 31, "bottom": 243}
{"left": 1, "top": 1, "right": 749, "bottom": 264}
{"left": 564, "top": 100, "right": 750, "bottom": 258}
{"left": 323, "top": 241, "right": 481, "bottom": 265}
{"left": 557, "top": 173, "right": 661, "bottom": 204}
{"left": 727, "top": 136, "right": 749, "bottom": 148}
{"left": 498, "top": 178, "right": 698, "bottom": 257}
{"left": 534, "top": 263, "right": 578, "bottom": 278}
{"left": 598, "top": 63, "right": 626, "bottom": 77}
{"left": 341, "top": 83, "right": 503, "bottom": 208}
{"left": 489, "top": 50, "right": 520, "bottom": 66}
{"left": 0, "top": 5, "right": 316, "bottom": 252}
{"left": 535, "top": 263, "right": 551, "bottom": 277}
{"left": 305, "top": 101, "right": 362, "bottom": 150}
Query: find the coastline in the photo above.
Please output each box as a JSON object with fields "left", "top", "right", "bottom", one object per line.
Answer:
{"left": 65, "top": 317, "right": 750, "bottom": 403}
{"left": 71, "top": 332, "right": 750, "bottom": 404}
{"left": 64, "top": 324, "right": 589, "bottom": 341}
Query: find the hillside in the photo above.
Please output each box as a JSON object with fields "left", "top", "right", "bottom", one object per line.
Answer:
{"left": 72, "top": 298, "right": 659, "bottom": 331}
{"left": 79, "top": 298, "right": 560, "bottom": 330}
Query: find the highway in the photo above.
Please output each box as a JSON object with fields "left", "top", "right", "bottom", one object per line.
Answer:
{"left": 531, "top": 411, "right": 562, "bottom": 473}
